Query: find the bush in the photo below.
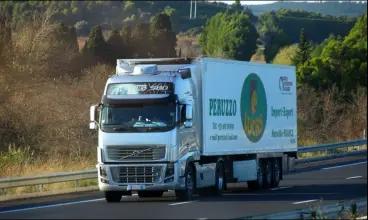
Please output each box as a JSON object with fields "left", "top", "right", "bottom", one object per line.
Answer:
{"left": 272, "top": 44, "right": 298, "bottom": 65}
{"left": 12, "top": 10, "right": 82, "bottom": 79}
{"left": 298, "top": 85, "right": 367, "bottom": 145}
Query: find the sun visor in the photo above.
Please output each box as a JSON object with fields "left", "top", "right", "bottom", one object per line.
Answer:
{"left": 102, "top": 94, "right": 176, "bottom": 106}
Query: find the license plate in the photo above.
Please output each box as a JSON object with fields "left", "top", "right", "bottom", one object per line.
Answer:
{"left": 127, "top": 184, "right": 145, "bottom": 190}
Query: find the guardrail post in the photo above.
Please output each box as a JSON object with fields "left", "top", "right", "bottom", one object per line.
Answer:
{"left": 76, "top": 179, "right": 80, "bottom": 189}
{"left": 38, "top": 184, "right": 44, "bottom": 192}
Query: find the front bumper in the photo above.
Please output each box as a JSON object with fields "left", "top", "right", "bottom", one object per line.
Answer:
{"left": 96, "top": 162, "right": 184, "bottom": 192}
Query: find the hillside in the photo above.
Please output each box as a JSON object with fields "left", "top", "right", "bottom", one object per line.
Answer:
{"left": 248, "top": 1, "right": 367, "bottom": 17}
{"left": 1, "top": 1, "right": 366, "bottom": 36}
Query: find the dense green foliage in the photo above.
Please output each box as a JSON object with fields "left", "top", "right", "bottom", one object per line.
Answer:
{"left": 258, "top": 11, "right": 290, "bottom": 62}
{"left": 81, "top": 13, "right": 177, "bottom": 64}
{"left": 82, "top": 25, "right": 109, "bottom": 63}
{"left": 297, "top": 14, "right": 367, "bottom": 92}
{"left": 150, "top": 13, "right": 176, "bottom": 57}
{"left": 200, "top": 11, "right": 258, "bottom": 61}
{"left": 292, "top": 28, "right": 312, "bottom": 66}
{"left": 258, "top": 9, "right": 356, "bottom": 62}
{"left": 272, "top": 44, "right": 298, "bottom": 65}
{"left": 248, "top": 1, "right": 367, "bottom": 17}
{"left": 0, "top": 1, "right": 227, "bottom": 34}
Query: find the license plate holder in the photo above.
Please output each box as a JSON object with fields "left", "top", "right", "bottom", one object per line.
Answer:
{"left": 127, "top": 184, "right": 146, "bottom": 190}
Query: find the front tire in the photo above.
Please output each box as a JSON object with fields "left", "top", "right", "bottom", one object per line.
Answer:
{"left": 175, "top": 164, "right": 195, "bottom": 201}
{"left": 104, "top": 191, "right": 122, "bottom": 202}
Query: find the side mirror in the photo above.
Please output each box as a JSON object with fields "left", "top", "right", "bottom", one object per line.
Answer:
{"left": 178, "top": 68, "right": 191, "bottom": 79}
{"left": 89, "top": 105, "right": 98, "bottom": 130}
{"left": 185, "top": 104, "right": 192, "bottom": 120}
{"left": 184, "top": 104, "right": 193, "bottom": 128}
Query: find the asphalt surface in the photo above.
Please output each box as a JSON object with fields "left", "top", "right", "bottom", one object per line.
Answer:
{"left": 0, "top": 157, "right": 366, "bottom": 219}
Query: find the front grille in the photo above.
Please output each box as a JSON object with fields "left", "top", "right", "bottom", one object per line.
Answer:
{"left": 106, "top": 145, "right": 165, "bottom": 161}
{"left": 110, "top": 166, "right": 162, "bottom": 184}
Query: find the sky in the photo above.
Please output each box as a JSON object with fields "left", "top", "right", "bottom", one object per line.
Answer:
{"left": 213, "top": 1, "right": 276, "bottom": 5}
{"left": 214, "top": 0, "right": 367, "bottom": 5}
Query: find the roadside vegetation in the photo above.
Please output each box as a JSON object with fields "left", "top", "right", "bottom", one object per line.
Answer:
{"left": 0, "top": 1, "right": 366, "bottom": 180}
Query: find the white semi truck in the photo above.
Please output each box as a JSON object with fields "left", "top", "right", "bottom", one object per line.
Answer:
{"left": 89, "top": 57, "right": 297, "bottom": 202}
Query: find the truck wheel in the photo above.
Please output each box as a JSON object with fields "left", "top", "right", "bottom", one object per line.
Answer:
{"left": 271, "top": 158, "right": 281, "bottom": 187}
{"left": 175, "top": 164, "right": 195, "bottom": 201}
{"left": 215, "top": 162, "right": 225, "bottom": 195}
{"left": 138, "top": 191, "right": 164, "bottom": 198}
{"left": 263, "top": 159, "right": 272, "bottom": 189}
{"left": 104, "top": 191, "right": 122, "bottom": 202}
{"left": 248, "top": 160, "right": 265, "bottom": 190}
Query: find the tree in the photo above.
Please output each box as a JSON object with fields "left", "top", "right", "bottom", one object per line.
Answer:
{"left": 131, "top": 22, "right": 151, "bottom": 57}
{"left": 150, "top": 13, "right": 176, "bottom": 57}
{"left": 292, "top": 28, "right": 312, "bottom": 66}
{"left": 296, "top": 13, "right": 367, "bottom": 92}
{"left": 120, "top": 25, "right": 133, "bottom": 57}
{"left": 82, "top": 25, "right": 108, "bottom": 63}
{"left": 106, "top": 29, "right": 125, "bottom": 63}
{"left": 258, "top": 12, "right": 291, "bottom": 62}
{"left": 232, "top": 0, "right": 243, "bottom": 12}
{"left": 200, "top": 11, "right": 258, "bottom": 61}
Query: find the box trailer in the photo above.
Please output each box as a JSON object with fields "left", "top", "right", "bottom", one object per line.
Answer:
{"left": 89, "top": 57, "right": 297, "bottom": 202}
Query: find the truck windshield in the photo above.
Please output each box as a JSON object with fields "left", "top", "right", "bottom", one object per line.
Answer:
{"left": 100, "top": 102, "right": 176, "bottom": 132}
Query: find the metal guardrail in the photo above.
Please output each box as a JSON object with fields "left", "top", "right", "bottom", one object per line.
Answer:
{"left": 298, "top": 139, "right": 367, "bottom": 153}
{"left": 0, "top": 169, "right": 96, "bottom": 189}
{"left": 240, "top": 197, "right": 367, "bottom": 219}
{"left": 0, "top": 139, "right": 366, "bottom": 201}
{"left": 295, "top": 138, "right": 367, "bottom": 164}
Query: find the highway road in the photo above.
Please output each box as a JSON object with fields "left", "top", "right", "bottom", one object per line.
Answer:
{"left": 0, "top": 157, "right": 366, "bottom": 219}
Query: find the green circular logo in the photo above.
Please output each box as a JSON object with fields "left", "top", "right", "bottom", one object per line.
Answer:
{"left": 240, "top": 73, "right": 267, "bottom": 143}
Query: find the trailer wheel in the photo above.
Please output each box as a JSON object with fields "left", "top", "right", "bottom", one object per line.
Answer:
{"left": 271, "top": 158, "right": 281, "bottom": 187}
{"left": 175, "top": 164, "right": 195, "bottom": 201}
{"left": 215, "top": 162, "right": 225, "bottom": 195}
{"left": 138, "top": 191, "right": 164, "bottom": 198}
{"left": 104, "top": 191, "right": 123, "bottom": 202}
{"left": 247, "top": 160, "right": 264, "bottom": 190}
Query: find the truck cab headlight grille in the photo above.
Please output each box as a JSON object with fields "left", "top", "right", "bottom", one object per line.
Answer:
{"left": 165, "top": 162, "right": 174, "bottom": 177}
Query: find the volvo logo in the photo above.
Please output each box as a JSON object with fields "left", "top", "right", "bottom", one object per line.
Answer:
{"left": 121, "top": 148, "right": 151, "bottom": 159}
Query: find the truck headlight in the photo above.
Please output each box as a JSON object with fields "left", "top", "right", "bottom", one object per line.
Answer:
{"left": 99, "top": 166, "right": 107, "bottom": 177}
{"left": 165, "top": 162, "right": 174, "bottom": 177}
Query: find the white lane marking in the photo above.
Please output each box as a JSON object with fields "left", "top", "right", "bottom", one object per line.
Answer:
{"left": 292, "top": 199, "right": 318, "bottom": 205}
{"left": 271, "top": 186, "right": 292, "bottom": 191}
{"left": 197, "top": 218, "right": 208, "bottom": 220}
{"left": 169, "top": 200, "right": 196, "bottom": 206}
{"left": 357, "top": 216, "right": 367, "bottom": 220}
{"left": 322, "top": 161, "right": 367, "bottom": 170}
{"left": 132, "top": 193, "right": 138, "bottom": 196}
{"left": 346, "top": 175, "right": 363, "bottom": 180}
{"left": 0, "top": 198, "right": 105, "bottom": 214}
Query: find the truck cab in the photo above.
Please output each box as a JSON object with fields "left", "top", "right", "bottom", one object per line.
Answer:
{"left": 90, "top": 58, "right": 199, "bottom": 202}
